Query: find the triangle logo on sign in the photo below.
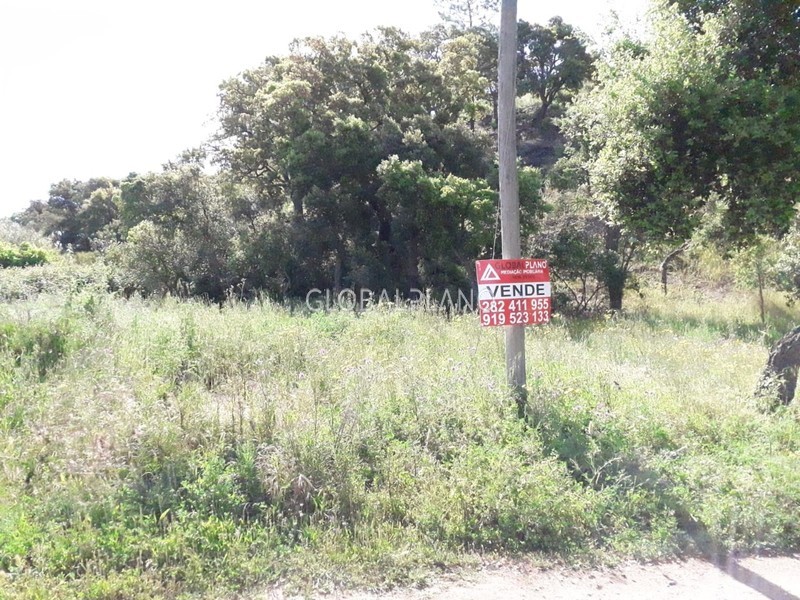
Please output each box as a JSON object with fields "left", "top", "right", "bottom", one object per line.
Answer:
{"left": 481, "top": 264, "right": 501, "bottom": 282}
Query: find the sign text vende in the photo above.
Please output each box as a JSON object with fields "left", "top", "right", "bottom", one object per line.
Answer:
{"left": 479, "top": 282, "right": 551, "bottom": 300}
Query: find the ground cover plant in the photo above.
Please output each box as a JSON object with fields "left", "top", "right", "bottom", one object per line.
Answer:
{"left": 0, "top": 267, "right": 799, "bottom": 600}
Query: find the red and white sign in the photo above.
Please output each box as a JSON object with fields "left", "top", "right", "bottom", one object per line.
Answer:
{"left": 476, "top": 259, "right": 551, "bottom": 327}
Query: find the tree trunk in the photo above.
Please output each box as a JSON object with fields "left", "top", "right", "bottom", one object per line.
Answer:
{"left": 758, "top": 326, "right": 800, "bottom": 405}
{"left": 333, "top": 252, "right": 343, "bottom": 296}
{"left": 608, "top": 282, "right": 624, "bottom": 311}
{"left": 405, "top": 237, "right": 421, "bottom": 291}
{"left": 291, "top": 190, "right": 304, "bottom": 221}
{"left": 660, "top": 242, "right": 689, "bottom": 295}
{"left": 531, "top": 96, "right": 552, "bottom": 129}
{"left": 604, "top": 224, "right": 625, "bottom": 311}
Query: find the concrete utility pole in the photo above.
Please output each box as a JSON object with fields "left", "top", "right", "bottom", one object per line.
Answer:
{"left": 498, "top": 0, "right": 526, "bottom": 409}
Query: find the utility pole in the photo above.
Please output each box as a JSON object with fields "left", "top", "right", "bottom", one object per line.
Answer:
{"left": 498, "top": 0, "right": 526, "bottom": 412}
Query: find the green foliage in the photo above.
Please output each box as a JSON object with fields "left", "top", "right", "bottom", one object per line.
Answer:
{"left": 214, "top": 29, "right": 505, "bottom": 295}
{"left": 729, "top": 237, "right": 779, "bottom": 289}
{"left": 517, "top": 166, "right": 546, "bottom": 235}
{"left": 0, "top": 317, "right": 72, "bottom": 377}
{"left": 1, "top": 280, "right": 799, "bottom": 597}
{"left": 7, "top": 19, "right": 584, "bottom": 302}
{"left": 0, "top": 260, "right": 121, "bottom": 302}
{"left": 0, "top": 219, "right": 52, "bottom": 248}
{"left": 561, "top": 1, "right": 800, "bottom": 244}
{"left": 113, "top": 159, "right": 244, "bottom": 299}
{"left": 517, "top": 17, "right": 594, "bottom": 126}
{"left": 375, "top": 156, "right": 506, "bottom": 288}
{"left": 0, "top": 242, "right": 50, "bottom": 269}
{"left": 417, "top": 445, "right": 599, "bottom": 552}
{"left": 437, "top": 31, "right": 495, "bottom": 127}
{"left": 530, "top": 191, "right": 635, "bottom": 313}
{"left": 773, "top": 227, "right": 800, "bottom": 304}
{"left": 712, "top": 0, "right": 800, "bottom": 82}
{"left": 4, "top": 9, "right": 800, "bottom": 590}
{"left": 14, "top": 178, "right": 122, "bottom": 251}
{"left": 0, "top": 500, "right": 40, "bottom": 573}
{"left": 115, "top": 220, "right": 190, "bottom": 295}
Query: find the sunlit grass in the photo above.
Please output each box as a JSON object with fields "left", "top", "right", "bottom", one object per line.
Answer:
{"left": 1, "top": 279, "right": 799, "bottom": 598}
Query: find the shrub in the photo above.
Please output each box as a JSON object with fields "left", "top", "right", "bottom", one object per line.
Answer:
{"left": 0, "top": 242, "right": 50, "bottom": 269}
{"left": 774, "top": 227, "right": 800, "bottom": 304}
{"left": 0, "top": 260, "right": 120, "bottom": 301}
{"left": 528, "top": 192, "right": 635, "bottom": 313}
{"left": 0, "top": 318, "right": 72, "bottom": 377}
{"left": 0, "top": 219, "right": 52, "bottom": 247}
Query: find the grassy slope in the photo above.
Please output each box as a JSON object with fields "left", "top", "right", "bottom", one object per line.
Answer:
{"left": 0, "top": 280, "right": 799, "bottom": 599}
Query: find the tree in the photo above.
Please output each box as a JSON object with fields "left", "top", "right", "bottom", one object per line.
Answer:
{"left": 437, "top": 31, "right": 495, "bottom": 130}
{"left": 671, "top": 0, "right": 800, "bottom": 84}
{"left": 14, "top": 178, "right": 121, "bottom": 251}
{"left": 118, "top": 159, "right": 240, "bottom": 299}
{"left": 517, "top": 17, "right": 594, "bottom": 127}
{"left": 669, "top": 0, "right": 728, "bottom": 30}
{"left": 434, "top": 0, "right": 499, "bottom": 30}
{"left": 424, "top": 15, "right": 592, "bottom": 139}
{"left": 215, "top": 29, "right": 528, "bottom": 295}
{"left": 529, "top": 191, "right": 629, "bottom": 313}
{"left": 773, "top": 225, "right": 800, "bottom": 305}
{"left": 558, "top": 2, "right": 800, "bottom": 308}
{"left": 79, "top": 187, "right": 121, "bottom": 248}
{"left": 758, "top": 326, "right": 800, "bottom": 406}
{"left": 422, "top": 24, "right": 500, "bottom": 130}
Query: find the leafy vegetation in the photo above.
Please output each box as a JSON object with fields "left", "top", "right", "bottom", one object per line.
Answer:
{"left": 0, "top": 243, "right": 50, "bottom": 269}
{"left": 0, "top": 263, "right": 799, "bottom": 598}
{"left": 10, "top": 1, "right": 795, "bottom": 314}
{"left": 554, "top": 0, "right": 800, "bottom": 309}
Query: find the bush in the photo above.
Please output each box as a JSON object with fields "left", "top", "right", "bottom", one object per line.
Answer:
{"left": 0, "top": 219, "right": 53, "bottom": 247}
{"left": 0, "top": 242, "right": 50, "bottom": 269}
{"left": 113, "top": 218, "right": 240, "bottom": 300}
{"left": 528, "top": 191, "right": 634, "bottom": 313}
{"left": 774, "top": 227, "right": 800, "bottom": 303}
{"left": 0, "top": 260, "right": 121, "bottom": 301}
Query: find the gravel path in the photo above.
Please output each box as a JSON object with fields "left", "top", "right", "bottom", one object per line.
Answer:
{"left": 257, "top": 555, "right": 800, "bottom": 600}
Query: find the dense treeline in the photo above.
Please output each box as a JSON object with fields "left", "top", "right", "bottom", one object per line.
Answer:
{"left": 9, "top": 0, "right": 800, "bottom": 310}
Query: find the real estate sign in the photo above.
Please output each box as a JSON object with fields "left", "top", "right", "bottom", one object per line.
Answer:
{"left": 476, "top": 259, "right": 551, "bottom": 327}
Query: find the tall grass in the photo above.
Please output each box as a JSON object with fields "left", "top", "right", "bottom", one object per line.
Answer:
{"left": 0, "top": 280, "right": 799, "bottom": 599}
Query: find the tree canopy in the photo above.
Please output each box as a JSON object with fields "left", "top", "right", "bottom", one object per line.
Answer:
{"left": 13, "top": 177, "right": 121, "bottom": 251}
{"left": 517, "top": 17, "right": 594, "bottom": 127}
{"left": 215, "top": 28, "right": 542, "bottom": 295}
{"left": 560, "top": 0, "right": 800, "bottom": 244}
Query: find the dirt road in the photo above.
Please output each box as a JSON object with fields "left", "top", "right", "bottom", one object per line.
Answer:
{"left": 258, "top": 555, "right": 800, "bottom": 600}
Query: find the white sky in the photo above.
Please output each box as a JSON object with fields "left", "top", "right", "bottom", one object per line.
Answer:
{"left": 0, "top": 0, "right": 648, "bottom": 218}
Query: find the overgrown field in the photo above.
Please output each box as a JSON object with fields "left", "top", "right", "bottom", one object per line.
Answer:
{"left": 1, "top": 276, "right": 800, "bottom": 599}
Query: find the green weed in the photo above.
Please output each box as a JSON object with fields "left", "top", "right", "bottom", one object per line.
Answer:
{"left": 0, "top": 279, "right": 799, "bottom": 598}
